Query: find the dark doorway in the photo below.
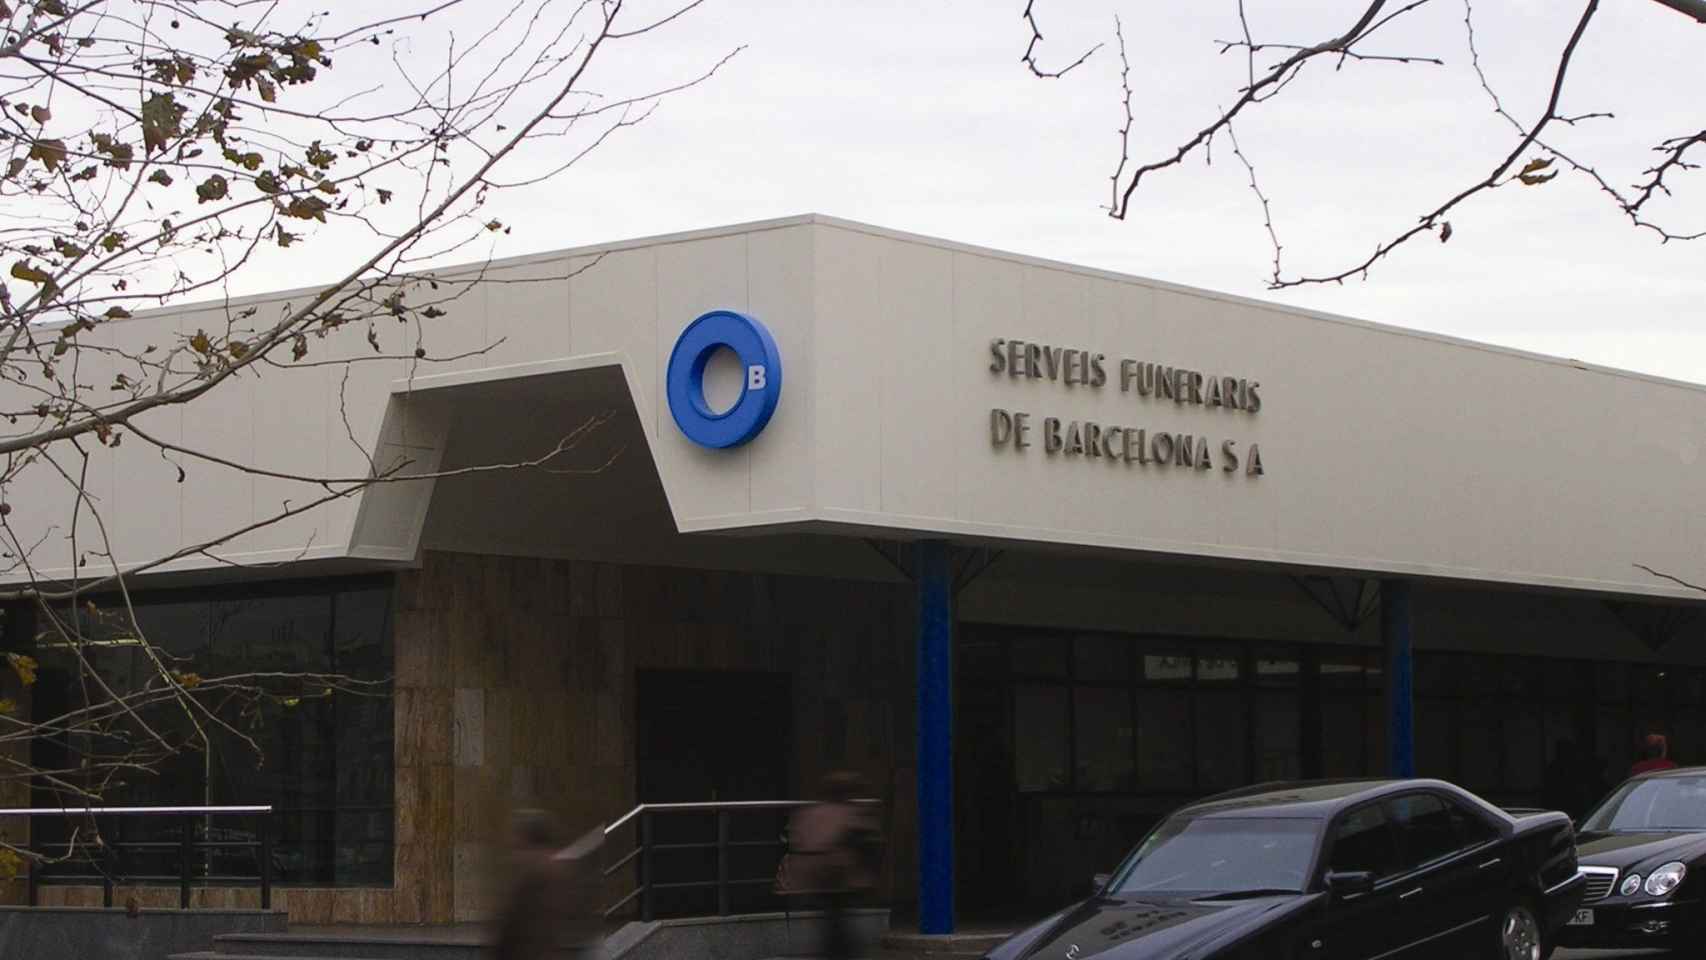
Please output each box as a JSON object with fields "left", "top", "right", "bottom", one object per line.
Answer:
{"left": 637, "top": 670, "right": 792, "bottom": 802}
{"left": 635, "top": 670, "right": 793, "bottom": 917}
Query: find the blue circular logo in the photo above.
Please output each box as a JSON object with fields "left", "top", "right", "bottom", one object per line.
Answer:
{"left": 665, "top": 310, "right": 783, "bottom": 449}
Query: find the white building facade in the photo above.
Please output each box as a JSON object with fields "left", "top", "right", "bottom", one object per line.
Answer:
{"left": 4, "top": 215, "right": 1704, "bottom": 928}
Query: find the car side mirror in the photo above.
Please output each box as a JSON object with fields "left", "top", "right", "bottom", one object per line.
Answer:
{"left": 1324, "top": 870, "right": 1375, "bottom": 900}
{"left": 1091, "top": 873, "right": 1111, "bottom": 893}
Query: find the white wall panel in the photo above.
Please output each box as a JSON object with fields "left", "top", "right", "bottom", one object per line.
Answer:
{"left": 568, "top": 248, "right": 658, "bottom": 431}
{"left": 747, "top": 225, "right": 815, "bottom": 516}
{"left": 52, "top": 325, "right": 116, "bottom": 579}
{"left": 481, "top": 256, "right": 573, "bottom": 369}
{"left": 810, "top": 225, "right": 878, "bottom": 514}
{"left": 947, "top": 252, "right": 1034, "bottom": 528}
{"left": 875, "top": 240, "right": 955, "bottom": 521}
{"left": 652, "top": 235, "right": 753, "bottom": 524}
{"left": 174, "top": 306, "right": 256, "bottom": 563}
{"left": 247, "top": 335, "right": 331, "bottom": 559}
{"left": 107, "top": 311, "right": 185, "bottom": 570}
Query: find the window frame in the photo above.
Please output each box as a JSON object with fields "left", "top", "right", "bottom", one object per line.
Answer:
{"left": 1385, "top": 790, "right": 1500, "bottom": 874}
{"left": 1321, "top": 799, "right": 1403, "bottom": 884}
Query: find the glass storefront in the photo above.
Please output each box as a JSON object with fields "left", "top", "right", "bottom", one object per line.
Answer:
{"left": 957, "top": 623, "right": 1706, "bottom": 912}
{"left": 23, "top": 576, "right": 395, "bottom": 887}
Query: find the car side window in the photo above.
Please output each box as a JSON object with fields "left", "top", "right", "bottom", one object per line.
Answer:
{"left": 1389, "top": 794, "right": 1458, "bottom": 869}
{"left": 1328, "top": 802, "right": 1399, "bottom": 878}
{"left": 1447, "top": 799, "right": 1499, "bottom": 848}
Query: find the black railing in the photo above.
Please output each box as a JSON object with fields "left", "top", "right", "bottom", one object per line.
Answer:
{"left": 11, "top": 804, "right": 274, "bottom": 910}
{"left": 601, "top": 799, "right": 879, "bottom": 923}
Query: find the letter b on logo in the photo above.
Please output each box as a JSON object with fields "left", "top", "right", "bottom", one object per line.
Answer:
{"left": 747, "top": 364, "right": 767, "bottom": 391}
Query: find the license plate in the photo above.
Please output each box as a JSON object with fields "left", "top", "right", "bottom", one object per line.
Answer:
{"left": 1567, "top": 909, "right": 1594, "bottom": 926}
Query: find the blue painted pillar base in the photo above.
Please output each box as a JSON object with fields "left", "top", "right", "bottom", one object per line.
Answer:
{"left": 1381, "top": 579, "right": 1416, "bottom": 779}
{"left": 915, "top": 540, "right": 954, "bottom": 935}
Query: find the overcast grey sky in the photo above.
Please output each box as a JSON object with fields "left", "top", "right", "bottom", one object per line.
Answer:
{"left": 274, "top": 1, "right": 1706, "bottom": 381}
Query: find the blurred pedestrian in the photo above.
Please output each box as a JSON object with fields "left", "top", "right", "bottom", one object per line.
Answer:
{"left": 1630, "top": 733, "right": 1679, "bottom": 777}
{"left": 490, "top": 809, "right": 605, "bottom": 960}
{"left": 777, "top": 772, "right": 882, "bottom": 960}
{"left": 552, "top": 819, "right": 607, "bottom": 957}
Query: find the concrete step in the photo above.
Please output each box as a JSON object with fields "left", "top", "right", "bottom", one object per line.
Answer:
{"left": 205, "top": 932, "right": 486, "bottom": 960}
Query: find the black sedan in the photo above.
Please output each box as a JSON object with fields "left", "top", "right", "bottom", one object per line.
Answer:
{"left": 985, "top": 779, "right": 1585, "bottom": 960}
{"left": 1555, "top": 766, "right": 1706, "bottom": 952}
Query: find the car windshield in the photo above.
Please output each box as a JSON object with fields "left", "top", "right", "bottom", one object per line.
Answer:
{"left": 1107, "top": 816, "right": 1319, "bottom": 895}
{"left": 1583, "top": 776, "right": 1706, "bottom": 833}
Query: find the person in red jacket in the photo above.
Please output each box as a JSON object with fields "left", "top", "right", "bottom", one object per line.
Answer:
{"left": 1630, "top": 733, "right": 1679, "bottom": 777}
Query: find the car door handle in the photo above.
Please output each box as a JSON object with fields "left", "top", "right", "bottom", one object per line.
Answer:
{"left": 1479, "top": 858, "right": 1503, "bottom": 870}
{"left": 1399, "top": 887, "right": 1423, "bottom": 900}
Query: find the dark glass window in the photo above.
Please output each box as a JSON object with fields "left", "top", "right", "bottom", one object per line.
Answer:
{"left": 970, "top": 629, "right": 1319, "bottom": 795}
{"left": 1255, "top": 690, "right": 1301, "bottom": 782}
{"left": 1329, "top": 803, "right": 1399, "bottom": 878}
{"left": 1318, "top": 655, "right": 1366, "bottom": 691}
{"left": 1073, "top": 687, "right": 1134, "bottom": 791}
{"left": 30, "top": 577, "right": 394, "bottom": 888}
{"left": 1448, "top": 800, "right": 1498, "bottom": 847}
{"left": 1196, "top": 647, "right": 1242, "bottom": 684}
{"left": 1415, "top": 697, "right": 1454, "bottom": 782}
{"left": 1136, "top": 688, "right": 1193, "bottom": 790}
{"left": 1014, "top": 685, "right": 1070, "bottom": 792}
{"left": 1457, "top": 703, "right": 1501, "bottom": 794}
{"left": 1321, "top": 698, "right": 1367, "bottom": 778}
{"left": 1141, "top": 649, "right": 1194, "bottom": 683}
{"left": 1596, "top": 663, "right": 1628, "bottom": 703}
{"left": 1074, "top": 636, "right": 1128, "bottom": 685}
{"left": 1504, "top": 709, "right": 1543, "bottom": 793}
{"left": 1011, "top": 636, "right": 1068, "bottom": 679}
{"left": 1195, "top": 692, "right": 1247, "bottom": 791}
{"left": 1389, "top": 794, "right": 1457, "bottom": 868}
{"left": 1254, "top": 654, "right": 1300, "bottom": 687}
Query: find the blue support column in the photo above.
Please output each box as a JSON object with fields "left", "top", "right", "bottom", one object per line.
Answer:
{"left": 915, "top": 540, "right": 955, "bottom": 935}
{"left": 1381, "top": 579, "right": 1416, "bottom": 778}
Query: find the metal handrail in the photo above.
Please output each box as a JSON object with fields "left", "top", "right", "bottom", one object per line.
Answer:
{"left": 601, "top": 798, "right": 881, "bottom": 923}
{"left": 13, "top": 804, "right": 276, "bottom": 911}
{"left": 3, "top": 805, "right": 271, "bottom": 816}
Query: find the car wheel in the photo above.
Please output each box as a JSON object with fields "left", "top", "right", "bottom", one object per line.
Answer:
{"left": 1495, "top": 901, "right": 1545, "bottom": 960}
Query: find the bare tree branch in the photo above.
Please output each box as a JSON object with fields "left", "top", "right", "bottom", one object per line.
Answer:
{"left": 1022, "top": 0, "right": 1100, "bottom": 78}
{"left": 1635, "top": 563, "right": 1706, "bottom": 594}
{"left": 1025, "top": 0, "right": 1704, "bottom": 284}
{"left": 1266, "top": 0, "right": 1602, "bottom": 288}
{"left": 1650, "top": 0, "right": 1706, "bottom": 24}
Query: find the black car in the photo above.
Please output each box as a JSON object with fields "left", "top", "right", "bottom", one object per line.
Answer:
{"left": 985, "top": 779, "right": 1584, "bottom": 960}
{"left": 1555, "top": 765, "right": 1706, "bottom": 951}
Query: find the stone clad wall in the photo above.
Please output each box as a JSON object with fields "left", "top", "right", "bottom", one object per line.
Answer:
{"left": 17, "top": 551, "right": 918, "bottom": 924}
{"left": 395, "top": 550, "right": 917, "bottom": 925}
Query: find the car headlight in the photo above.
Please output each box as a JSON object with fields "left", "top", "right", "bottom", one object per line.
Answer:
{"left": 1620, "top": 873, "right": 1644, "bottom": 896}
{"left": 1644, "top": 862, "right": 1687, "bottom": 897}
